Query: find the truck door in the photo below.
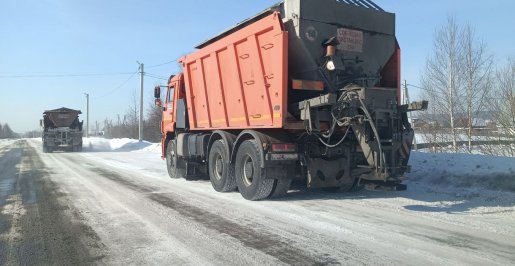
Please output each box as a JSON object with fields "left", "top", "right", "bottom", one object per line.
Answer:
{"left": 162, "top": 85, "right": 176, "bottom": 133}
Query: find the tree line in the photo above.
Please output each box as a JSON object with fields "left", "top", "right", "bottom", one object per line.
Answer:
{"left": 417, "top": 16, "right": 514, "bottom": 156}
{"left": 100, "top": 92, "right": 162, "bottom": 143}
{"left": 0, "top": 123, "right": 19, "bottom": 139}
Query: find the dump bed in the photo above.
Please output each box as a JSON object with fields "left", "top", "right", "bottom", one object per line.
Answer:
{"left": 198, "top": 0, "right": 396, "bottom": 86}
{"left": 181, "top": 12, "right": 287, "bottom": 130}
{"left": 43, "top": 107, "right": 82, "bottom": 128}
{"left": 181, "top": 0, "right": 398, "bottom": 131}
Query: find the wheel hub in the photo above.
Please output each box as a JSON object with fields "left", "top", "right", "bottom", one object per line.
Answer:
{"left": 214, "top": 154, "right": 223, "bottom": 180}
{"left": 242, "top": 155, "right": 254, "bottom": 187}
{"left": 169, "top": 149, "right": 175, "bottom": 168}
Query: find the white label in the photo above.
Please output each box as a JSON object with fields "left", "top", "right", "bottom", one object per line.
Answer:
{"left": 337, "top": 28, "right": 363, "bottom": 53}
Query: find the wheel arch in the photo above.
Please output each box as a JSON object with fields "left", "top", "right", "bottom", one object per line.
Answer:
{"left": 206, "top": 130, "right": 236, "bottom": 163}
{"left": 231, "top": 130, "right": 270, "bottom": 168}
{"left": 162, "top": 131, "right": 176, "bottom": 158}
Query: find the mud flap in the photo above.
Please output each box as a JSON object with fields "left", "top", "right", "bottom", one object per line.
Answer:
{"left": 399, "top": 129, "right": 414, "bottom": 161}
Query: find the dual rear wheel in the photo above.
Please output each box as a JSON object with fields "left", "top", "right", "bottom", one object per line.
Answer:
{"left": 166, "top": 137, "right": 356, "bottom": 200}
{"left": 234, "top": 140, "right": 276, "bottom": 200}
{"left": 208, "top": 139, "right": 291, "bottom": 200}
{"left": 208, "top": 140, "right": 237, "bottom": 192}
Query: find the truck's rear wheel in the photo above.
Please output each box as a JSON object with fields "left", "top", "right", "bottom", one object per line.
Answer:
{"left": 208, "top": 139, "right": 237, "bottom": 192}
{"left": 269, "top": 178, "right": 292, "bottom": 199}
{"left": 166, "top": 140, "right": 185, "bottom": 179}
{"left": 235, "top": 140, "right": 274, "bottom": 200}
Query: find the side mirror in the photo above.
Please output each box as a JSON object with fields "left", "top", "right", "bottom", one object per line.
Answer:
{"left": 154, "top": 86, "right": 161, "bottom": 98}
{"left": 155, "top": 98, "right": 162, "bottom": 107}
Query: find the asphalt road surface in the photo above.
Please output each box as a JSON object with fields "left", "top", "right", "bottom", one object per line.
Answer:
{"left": 1, "top": 139, "right": 514, "bottom": 265}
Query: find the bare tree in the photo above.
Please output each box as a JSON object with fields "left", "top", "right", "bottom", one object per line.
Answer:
{"left": 144, "top": 87, "right": 163, "bottom": 143}
{"left": 420, "top": 16, "right": 464, "bottom": 152}
{"left": 126, "top": 90, "right": 140, "bottom": 139}
{"left": 461, "top": 25, "right": 493, "bottom": 152}
{"left": 489, "top": 59, "right": 515, "bottom": 156}
{"left": 418, "top": 81, "right": 445, "bottom": 152}
{"left": 102, "top": 90, "right": 140, "bottom": 139}
{"left": 101, "top": 88, "right": 164, "bottom": 142}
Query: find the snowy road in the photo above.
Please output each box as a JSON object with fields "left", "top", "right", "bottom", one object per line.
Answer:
{"left": 1, "top": 139, "right": 514, "bottom": 265}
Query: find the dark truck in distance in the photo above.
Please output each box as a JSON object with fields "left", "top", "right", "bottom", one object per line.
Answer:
{"left": 41, "top": 107, "right": 83, "bottom": 153}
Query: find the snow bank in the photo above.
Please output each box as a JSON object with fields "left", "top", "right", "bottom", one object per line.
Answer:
{"left": 414, "top": 133, "right": 507, "bottom": 144}
{"left": 0, "top": 139, "right": 20, "bottom": 147}
{"left": 82, "top": 137, "right": 160, "bottom": 153}
{"left": 408, "top": 151, "right": 515, "bottom": 192}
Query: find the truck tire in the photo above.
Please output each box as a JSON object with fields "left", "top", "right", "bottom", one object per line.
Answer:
{"left": 43, "top": 145, "right": 48, "bottom": 153}
{"left": 235, "top": 140, "right": 274, "bottom": 200}
{"left": 208, "top": 139, "right": 237, "bottom": 192}
{"left": 269, "top": 178, "right": 292, "bottom": 199}
{"left": 166, "top": 140, "right": 185, "bottom": 179}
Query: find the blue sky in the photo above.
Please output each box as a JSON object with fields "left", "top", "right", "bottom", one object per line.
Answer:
{"left": 1, "top": 0, "right": 514, "bottom": 133}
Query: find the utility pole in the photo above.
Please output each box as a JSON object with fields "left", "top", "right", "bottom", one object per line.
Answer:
{"left": 84, "top": 93, "right": 89, "bottom": 138}
{"left": 402, "top": 80, "right": 409, "bottom": 104}
{"left": 137, "top": 62, "right": 144, "bottom": 142}
{"left": 403, "top": 80, "right": 417, "bottom": 150}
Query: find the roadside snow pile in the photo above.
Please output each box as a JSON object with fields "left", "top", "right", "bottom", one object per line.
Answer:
{"left": 414, "top": 133, "right": 508, "bottom": 144}
{"left": 0, "top": 139, "right": 18, "bottom": 145}
{"left": 82, "top": 137, "right": 156, "bottom": 152}
{"left": 408, "top": 151, "right": 515, "bottom": 192}
{"left": 140, "top": 143, "right": 161, "bottom": 153}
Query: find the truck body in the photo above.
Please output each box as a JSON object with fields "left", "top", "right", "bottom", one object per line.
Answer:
{"left": 156, "top": 0, "right": 427, "bottom": 200}
{"left": 42, "top": 107, "right": 83, "bottom": 153}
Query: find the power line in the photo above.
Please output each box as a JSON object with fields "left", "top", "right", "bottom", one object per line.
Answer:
{"left": 406, "top": 83, "right": 424, "bottom": 90}
{"left": 146, "top": 58, "right": 179, "bottom": 69}
{"left": 0, "top": 71, "right": 135, "bottom": 78}
{"left": 145, "top": 73, "right": 168, "bottom": 80}
{"left": 93, "top": 70, "right": 139, "bottom": 99}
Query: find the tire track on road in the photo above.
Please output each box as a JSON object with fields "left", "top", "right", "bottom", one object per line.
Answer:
{"left": 148, "top": 192, "right": 341, "bottom": 266}
{"left": 0, "top": 140, "right": 105, "bottom": 265}
{"left": 84, "top": 165, "right": 343, "bottom": 265}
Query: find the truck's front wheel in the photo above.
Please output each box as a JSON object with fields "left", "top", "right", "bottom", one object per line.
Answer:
{"left": 166, "top": 140, "right": 185, "bottom": 179}
{"left": 208, "top": 140, "right": 237, "bottom": 192}
{"left": 235, "top": 140, "right": 274, "bottom": 200}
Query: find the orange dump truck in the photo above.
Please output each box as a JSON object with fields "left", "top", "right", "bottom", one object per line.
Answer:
{"left": 155, "top": 0, "right": 426, "bottom": 200}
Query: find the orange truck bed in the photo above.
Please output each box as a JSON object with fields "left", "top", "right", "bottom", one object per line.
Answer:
{"left": 180, "top": 12, "right": 288, "bottom": 130}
